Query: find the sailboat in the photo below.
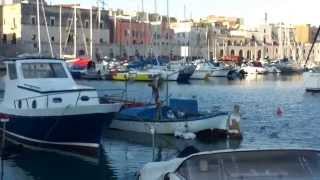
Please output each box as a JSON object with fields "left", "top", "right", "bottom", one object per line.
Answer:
{"left": 110, "top": 77, "right": 238, "bottom": 136}
{"left": 303, "top": 26, "right": 320, "bottom": 92}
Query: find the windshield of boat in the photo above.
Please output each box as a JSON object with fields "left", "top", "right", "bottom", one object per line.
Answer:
{"left": 22, "top": 63, "right": 68, "bottom": 79}
{"left": 175, "top": 151, "right": 320, "bottom": 180}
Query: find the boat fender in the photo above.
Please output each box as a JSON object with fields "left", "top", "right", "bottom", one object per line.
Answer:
{"left": 177, "top": 111, "right": 185, "bottom": 118}
{"left": 167, "top": 110, "right": 176, "bottom": 119}
{"left": 228, "top": 105, "right": 241, "bottom": 135}
{"left": 174, "top": 131, "right": 196, "bottom": 140}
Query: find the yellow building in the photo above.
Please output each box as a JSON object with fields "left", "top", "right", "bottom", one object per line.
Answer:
{"left": 295, "top": 24, "right": 312, "bottom": 44}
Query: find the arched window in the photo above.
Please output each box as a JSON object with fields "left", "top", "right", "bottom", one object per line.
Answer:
{"left": 239, "top": 50, "right": 243, "bottom": 57}
{"left": 247, "top": 50, "right": 251, "bottom": 59}
{"left": 220, "top": 49, "right": 224, "bottom": 57}
{"left": 231, "top": 49, "right": 235, "bottom": 56}
{"left": 257, "top": 50, "right": 262, "bottom": 60}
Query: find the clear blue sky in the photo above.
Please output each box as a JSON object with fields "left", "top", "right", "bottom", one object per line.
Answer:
{"left": 50, "top": 0, "right": 320, "bottom": 26}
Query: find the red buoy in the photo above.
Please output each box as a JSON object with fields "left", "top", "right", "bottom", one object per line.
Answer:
{"left": 277, "top": 107, "right": 283, "bottom": 117}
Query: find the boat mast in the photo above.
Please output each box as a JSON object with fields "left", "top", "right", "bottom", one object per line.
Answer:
{"left": 304, "top": 26, "right": 320, "bottom": 68}
{"left": 90, "top": 7, "right": 93, "bottom": 59}
{"left": 36, "top": 0, "right": 41, "bottom": 54}
{"left": 59, "top": 5, "right": 62, "bottom": 58}
{"left": 74, "top": 5, "right": 77, "bottom": 57}
{"left": 166, "top": 0, "right": 169, "bottom": 105}
{"left": 207, "top": 26, "right": 210, "bottom": 60}
{"left": 40, "top": 0, "right": 54, "bottom": 57}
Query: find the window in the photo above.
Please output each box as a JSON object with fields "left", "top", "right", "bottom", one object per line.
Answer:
{"left": 32, "top": 34, "right": 36, "bottom": 41}
{"left": 67, "top": 34, "right": 73, "bottom": 44}
{"left": 0, "top": 63, "right": 6, "bottom": 79}
{"left": 13, "top": 18, "right": 16, "bottom": 28}
{"left": 100, "top": 38, "right": 104, "bottom": 43}
{"left": 12, "top": 33, "right": 16, "bottom": 44}
{"left": 31, "top": 100, "right": 37, "bottom": 109}
{"left": 85, "top": 20, "right": 89, "bottom": 28}
{"left": 100, "top": 22, "right": 104, "bottom": 29}
{"left": 22, "top": 63, "right": 68, "bottom": 79}
{"left": 67, "top": 18, "right": 72, "bottom": 26}
{"left": 2, "top": 34, "right": 7, "bottom": 44}
{"left": 8, "top": 63, "right": 17, "bottom": 80}
{"left": 50, "top": 17, "right": 55, "bottom": 26}
{"left": 51, "top": 36, "right": 55, "bottom": 42}
{"left": 31, "top": 16, "right": 36, "bottom": 25}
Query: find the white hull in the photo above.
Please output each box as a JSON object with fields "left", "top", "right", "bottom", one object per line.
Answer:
{"left": 242, "top": 66, "right": 267, "bottom": 74}
{"left": 110, "top": 114, "right": 229, "bottom": 134}
{"left": 265, "top": 66, "right": 281, "bottom": 74}
{"left": 304, "top": 72, "right": 320, "bottom": 92}
{"left": 160, "top": 71, "right": 179, "bottom": 81}
{"left": 190, "top": 71, "right": 209, "bottom": 80}
{"left": 210, "top": 69, "right": 230, "bottom": 77}
{"left": 0, "top": 103, "right": 122, "bottom": 117}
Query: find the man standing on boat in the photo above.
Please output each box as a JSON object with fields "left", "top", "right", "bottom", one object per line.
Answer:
{"left": 149, "top": 76, "right": 161, "bottom": 121}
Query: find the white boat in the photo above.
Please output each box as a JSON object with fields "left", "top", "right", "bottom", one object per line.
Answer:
{"left": 205, "top": 61, "right": 231, "bottom": 77}
{"left": 304, "top": 70, "right": 320, "bottom": 92}
{"left": 241, "top": 61, "right": 267, "bottom": 74}
{"left": 147, "top": 66, "right": 180, "bottom": 81}
{"left": 110, "top": 99, "right": 237, "bottom": 135}
{"left": 138, "top": 149, "right": 320, "bottom": 180}
{"left": 276, "top": 58, "right": 303, "bottom": 74}
{"left": 190, "top": 60, "right": 210, "bottom": 80}
{"left": 265, "top": 64, "right": 281, "bottom": 74}
{"left": 190, "top": 70, "right": 209, "bottom": 80}
{"left": 0, "top": 57, "right": 122, "bottom": 159}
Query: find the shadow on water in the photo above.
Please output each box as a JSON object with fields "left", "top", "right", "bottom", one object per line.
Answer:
{"left": 102, "top": 128, "right": 242, "bottom": 179}
{"left": 1, "top": 146, "right": 116, "bottom": 180}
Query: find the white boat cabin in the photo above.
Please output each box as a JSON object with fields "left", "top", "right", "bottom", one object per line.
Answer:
{"left": 0, "top": 58, "right": 101, "bottom": 110}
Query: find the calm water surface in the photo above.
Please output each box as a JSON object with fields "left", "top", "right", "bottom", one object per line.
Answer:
{"left": 2, "top": 74, "right": 320, "bottom": 180}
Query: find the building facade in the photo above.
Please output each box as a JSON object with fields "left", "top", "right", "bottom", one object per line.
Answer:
{"left": 0, "top": 2, "right": 112, "bottom": 59}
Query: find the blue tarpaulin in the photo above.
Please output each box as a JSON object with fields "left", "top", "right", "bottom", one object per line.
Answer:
{"left": 169, "top": 99, "right": 198, "bottom": 114}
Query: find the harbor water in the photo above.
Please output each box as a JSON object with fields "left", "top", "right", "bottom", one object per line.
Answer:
{"left": 2, "top": 74, "right": 320, "bottom": 180}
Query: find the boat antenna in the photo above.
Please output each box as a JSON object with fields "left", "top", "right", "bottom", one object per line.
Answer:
{"left": 36, "top": 0, "right": 41, "bottom": 54}
{"left": 304, "top": 26, "right": 320, "bottom": 69}
{"left": 40, "top": 0, "right": 54, "bottom": 57}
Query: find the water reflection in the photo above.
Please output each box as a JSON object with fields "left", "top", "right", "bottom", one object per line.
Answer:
{"left": 3, "top": 147, "right": 116, "bottom": 180}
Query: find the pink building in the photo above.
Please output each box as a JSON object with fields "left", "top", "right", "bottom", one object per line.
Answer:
{"left": 115, "top": 19, "right": 152, "bottom": 45}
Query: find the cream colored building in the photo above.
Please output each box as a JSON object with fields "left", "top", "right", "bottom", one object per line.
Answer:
{"left": 0, "top": 2, "right": 111, "bottom": 59}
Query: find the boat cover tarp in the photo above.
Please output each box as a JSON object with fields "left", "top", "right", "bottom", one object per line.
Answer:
{"left": 170, "top": 98, "right": 198, "bottom": 114}
{"left": 118, "top": 106, "right": 171, "bottom": 121}
{"left": 72, "top": 57, "right": 93, "bottom": 69}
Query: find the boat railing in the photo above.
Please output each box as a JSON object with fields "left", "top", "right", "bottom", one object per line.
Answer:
{"left": 13, "top": 88, "right": 126, "bottom": 109}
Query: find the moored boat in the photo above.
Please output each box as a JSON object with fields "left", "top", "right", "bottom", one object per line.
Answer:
{"left": 276, "top": 58, "right": 303, "bottom": 74}
{"left": 138, "top": 149, "right": 320, "bottom": 180}
{"left": 0, "top": 57, "right": 122, "bottom": 159}
{"left": 112, "top": 71, "right": 161, "bottom": 81}
{"left": 303, "top": 69, "right": 320, "bottom": 92}
{"left": 110, "top": 98, "right": 235, "bottom": 135}
{"left": 241, "top": 61, "right": 267, "bottom": 74}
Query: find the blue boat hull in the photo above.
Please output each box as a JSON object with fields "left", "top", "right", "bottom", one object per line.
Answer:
{"left": 1, "top": 112, "right": 115, "bottom": 158}
{"left": 177, "top": 72, "right": 192, "bottom": 82}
